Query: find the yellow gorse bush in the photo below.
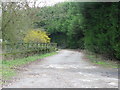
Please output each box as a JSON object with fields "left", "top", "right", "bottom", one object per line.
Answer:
{"left": 24, "top": 29, "right": 50, "bottom": 43}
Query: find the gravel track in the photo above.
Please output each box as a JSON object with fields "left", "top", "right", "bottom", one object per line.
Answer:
{"left": 4, "top": 50, "right": 118, "bottom": 88}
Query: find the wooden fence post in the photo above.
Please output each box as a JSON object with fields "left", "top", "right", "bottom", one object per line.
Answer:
{"left": 2, "top": 42, "right": 57, "bottom": 60}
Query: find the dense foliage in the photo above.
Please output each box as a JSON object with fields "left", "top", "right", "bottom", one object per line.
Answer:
{"left": 83, "top": 3, "right": 119, "bottom": 59}
{"left": 35, "top": 3, "right": 84, "bottom": 48}
{"left": 35, "top": 2, "right": 119, "bottom": 59}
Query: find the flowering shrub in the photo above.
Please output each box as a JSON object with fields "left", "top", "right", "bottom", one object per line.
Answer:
{"left": 24, "top": 29, "right": 50, "bottom": 43}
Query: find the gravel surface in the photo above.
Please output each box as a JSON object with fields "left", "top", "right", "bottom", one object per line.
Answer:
{"left": 3, "top": 50, "right": 118, "bottom": 88}
{"left": 0, "top": 45, "right": 2, "bottom": 90}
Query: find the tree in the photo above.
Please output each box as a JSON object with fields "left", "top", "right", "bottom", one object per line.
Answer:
{"left": 2, "top": 2, "right": 40, "bottom": 42}
{"left": 34, "top": 2, "right": 119, "bottom": 59}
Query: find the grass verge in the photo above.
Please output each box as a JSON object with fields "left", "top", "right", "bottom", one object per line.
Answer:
{"left": 84, "top": 51, "right": 119, "bottom": 68}
{"left": 2, "top": 52, "right": 57, "bottom": 83}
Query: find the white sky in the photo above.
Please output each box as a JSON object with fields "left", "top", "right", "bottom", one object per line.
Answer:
{"left": 27, "top": 0, "right": 67, "bottom": 7}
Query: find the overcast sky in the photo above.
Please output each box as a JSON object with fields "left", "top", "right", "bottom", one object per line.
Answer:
{"left": 27, "top": 0, "right": 67, "bottom": 7}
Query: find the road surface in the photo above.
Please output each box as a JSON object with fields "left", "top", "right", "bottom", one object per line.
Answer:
{"left": 0, "top": 45, "right": 1, "bottom": 89}
{"left": 4, "top": 50, "right": 118, "bottom": 88}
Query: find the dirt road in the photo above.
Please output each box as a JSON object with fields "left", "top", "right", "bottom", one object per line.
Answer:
{"left": 4, "top": 50, "right": 118, "bottom": 88}
{"left": 0, "top": 45, "right": 2, "bottom": 90}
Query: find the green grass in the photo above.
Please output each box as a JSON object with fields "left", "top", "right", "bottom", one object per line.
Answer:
{"left": 2, "top": 52, "right": 57, "bottom": 81}
{"left": 86, "top": 54, "right": 119, "bottom": 68}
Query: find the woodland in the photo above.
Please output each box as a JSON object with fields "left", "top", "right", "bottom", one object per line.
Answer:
{"left": 1, "top": 2, "right": 119, "bottom": 60}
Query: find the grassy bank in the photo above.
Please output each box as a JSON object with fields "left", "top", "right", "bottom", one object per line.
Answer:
{"left": 2, "top": 52, "right": 57, "bottom": 83}
{"left": 84, "top": 51, "right": 119, "bottom": 68}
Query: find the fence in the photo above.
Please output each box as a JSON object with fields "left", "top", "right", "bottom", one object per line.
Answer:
{"left": 1, "top": 42, "right": 57, "bottom": 60}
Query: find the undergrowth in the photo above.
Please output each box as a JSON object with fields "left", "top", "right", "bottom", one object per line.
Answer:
{"left": 85, "top": 51, "right": 119, "bottom": 68}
